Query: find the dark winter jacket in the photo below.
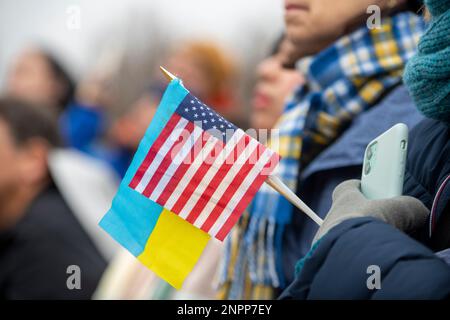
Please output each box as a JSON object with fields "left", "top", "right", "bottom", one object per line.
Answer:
{"left": 280, "top": 106, "right": 450, "bottom": 300}
{"left": 279, "top": 217, "right": 450, "bottom": 299}
{"left": 403, "top": 118, "right": 450, "bottom": 251}
{"left": 282, "top": 86, "right": 424, "bottom": 284}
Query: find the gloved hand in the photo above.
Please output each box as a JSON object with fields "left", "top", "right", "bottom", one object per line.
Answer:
{"left": 312, "top": 179, "right": 430, "bottom": 244}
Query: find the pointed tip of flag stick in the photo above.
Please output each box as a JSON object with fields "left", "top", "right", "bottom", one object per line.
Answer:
{"left": 160, "top": 66, "right": 177, "bottom": 82}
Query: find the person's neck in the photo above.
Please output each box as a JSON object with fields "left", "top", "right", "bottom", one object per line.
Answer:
{"left": 0, "top": 182, "right": 47, "bottom": 231}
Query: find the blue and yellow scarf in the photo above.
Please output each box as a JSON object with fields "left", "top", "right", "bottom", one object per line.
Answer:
{"left": 218, "top": 11, "right": 426, "bottom": 299}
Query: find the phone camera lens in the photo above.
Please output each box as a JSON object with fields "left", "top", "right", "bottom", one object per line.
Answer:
{"left": 400, "top": 140, "right": 407, "bottom": 150}
{"left": 365, "top": 162, "right": 371, "bottom": 175}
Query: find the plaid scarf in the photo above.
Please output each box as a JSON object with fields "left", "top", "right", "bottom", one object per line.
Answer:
{"left": 218, "top": 11, "right": 426, "bottom": 300}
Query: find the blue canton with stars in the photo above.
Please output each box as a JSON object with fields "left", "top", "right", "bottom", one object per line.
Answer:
{"left": 175, "top": 93, "right": 238, "bottom": 142}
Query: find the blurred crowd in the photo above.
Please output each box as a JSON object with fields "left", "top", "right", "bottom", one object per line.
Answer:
{"left": 1, "top": 0, "right": 450, "bottom": 300}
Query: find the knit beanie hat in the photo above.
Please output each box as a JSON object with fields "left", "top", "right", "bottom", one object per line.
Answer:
{"left": 426, "top": 0, "right": 450, "bottom": 16}
{"left": 403, "top": 0, "right": 450, "bottom": 122}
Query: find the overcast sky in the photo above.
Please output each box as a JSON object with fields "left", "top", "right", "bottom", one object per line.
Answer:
{"left": 0, "top": 0, "right": 284, "bottom": 87}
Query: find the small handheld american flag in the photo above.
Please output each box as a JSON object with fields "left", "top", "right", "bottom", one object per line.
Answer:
{"left": 128, "top": 77, "right": 280, "bottom": 241}
{"left": 158, "top": 67, "right": 323, "bottom": 228}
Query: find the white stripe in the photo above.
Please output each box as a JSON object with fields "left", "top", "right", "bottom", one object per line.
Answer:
{"left": 135, "top": 118, "right": 189, "bottom": 193}
{"left": 149, "top": 125, "right": 203, "bottom": 201}
{"left": 209, "top": 148, "right": 273, "bottom": 237}
{"left": 178, "top": 130, "right": 246, "bottom": 219}
{"left": 193, "top": 137, "right": 259, "bottom": 228}
{"left": 164, "top": 135, "right": 218, "bottom": 212}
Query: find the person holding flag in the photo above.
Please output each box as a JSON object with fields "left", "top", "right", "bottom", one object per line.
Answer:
{"left": 218, "top": 0, "right": 427, "bottom": 299}
{"left": 280, "top": 0, "right": 450, "bottom": 297}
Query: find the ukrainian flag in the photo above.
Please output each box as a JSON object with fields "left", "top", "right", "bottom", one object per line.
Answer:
{"left": 99, "top": 80, "right": 210, "bottom": 289}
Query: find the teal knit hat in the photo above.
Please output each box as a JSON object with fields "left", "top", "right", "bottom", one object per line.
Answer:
{"left": 426, "top": 0, "right": 450, "bottom": 16}
{"left": 403, "top": 0, "right": 450, "bottom": 122}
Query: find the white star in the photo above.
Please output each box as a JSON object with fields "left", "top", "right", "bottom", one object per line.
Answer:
{"left": 219, "top": 118, "right": 223, "bottom": 122}
{"left": 213, "top": 125, "right": 217, "bottom": 129}
{"left": 209, "top": 112, "right": 213, "bottom": 116}
{"left": 190, "top": 100, "right": 194, "bottom": 104}
{"left": 184, "top": 108, "right": 189, "bottom": 112}
{"left": 228, "top": 124, "right": 232, "bottom": 127}
{"left": 203, "top": 119, "right": 208, "bottom": 123}
{"left": 192, "top": 107, "right": 196, "bottom": 110}
{"left": 211, "top": 119, "right": 215, "bottom": 123}
{"left": 202, "top": 112, "right": 206, "bottom": 116}
{"left": 200, "top": 106, "right": 204, "bottom": 110}
{"left": 220, "top": 124, "right": 224, "bottom": 128}
{"left": 194, "top": 114, "right": 198, "bottom": 118}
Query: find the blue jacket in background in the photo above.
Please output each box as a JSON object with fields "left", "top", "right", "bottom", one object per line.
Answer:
{"left": 59, "top": 101, "right": 132, "bottom": 178}
{"left": 60, "top": 101, "right": 106, "bottom": 151}
{"left": 281, "top": 86, "right": 424, "bottom": 284}
{"left": 279, "top": 217, "right": 450, "bottom": 300}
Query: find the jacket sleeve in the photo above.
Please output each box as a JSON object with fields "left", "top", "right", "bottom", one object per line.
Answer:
{"left": 279, "top": 217, "right": 450, "bottom": 300}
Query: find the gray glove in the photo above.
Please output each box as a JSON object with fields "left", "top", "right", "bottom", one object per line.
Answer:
{"left": 312, "top": 179, "right": 430, "bottom": 244}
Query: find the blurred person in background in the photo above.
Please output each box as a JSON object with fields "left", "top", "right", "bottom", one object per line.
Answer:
{"left": 0, "top": 98, "right": 106, "bottom": 299}
{"left": 5, "top": 48, "right": 148, "bottom": 176}
{"left": 5, "top": 47, "right": 121, "bottom": 264}
{"left": 219, "top": 0, "right": 426, "bottom": 299}
{"left": 5, "top": 47, "right": 75, "bottom": 112}
{"left": 99, "top": 41, "right": 241, "bottom": 177}
{"left": 4, "top": 47, "right": 108, "bottom": 160}
{"left": 101, "top": 82, "right": 165, "bottom": 177}
{"left": 108, "top": 83, "right": 164, "bottom": 152}
{"left": 250, "top": 36, "right": 304, "bottom": 131}
{"left": 164, "top": 40, "right": 243, "bottom": 126}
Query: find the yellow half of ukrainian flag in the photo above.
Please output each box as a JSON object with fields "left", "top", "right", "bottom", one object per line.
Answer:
{"left": 99, "top": 185, "right": 210, "bottom": 289}
{"left": 137, "top": 209, "right": 210, "bottom": 289}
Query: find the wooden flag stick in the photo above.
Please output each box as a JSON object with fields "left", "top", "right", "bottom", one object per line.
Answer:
{"left": 265, "top": 176, "right": 323, "bottom": 226}
{"left": 159, "top": 66, "right": 323, "bottom": 226}
{"left": 160, "top": 66, "right": 177, "bottom": 82}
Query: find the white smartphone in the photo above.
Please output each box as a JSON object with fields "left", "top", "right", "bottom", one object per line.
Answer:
{"left": 361, "top": 123, "right": 408, "bottom": 200}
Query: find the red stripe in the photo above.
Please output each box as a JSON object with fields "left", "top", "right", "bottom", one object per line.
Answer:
{"left": 156, "top": 130, "right": 209, "bottom": 206}
{"left": 200, "top": 143, "right": 263, "bottom": 233}
{"left": 215, "top": 152, "right": 280, "bottom": 241}
{"left": 141, "top": 121, "right": 195, "bottom": 197}
{"left": 171, "top": 138, "right": 224, "bottom": 216}
{"left": 129, "top": 113, "right": 181, "bottom": 189}
{"left": 185, "top": 134, "right": 250, "bottom": 224}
